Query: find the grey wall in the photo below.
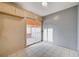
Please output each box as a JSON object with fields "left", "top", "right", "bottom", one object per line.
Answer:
{"left": 78, "top": 4, "right": 79, "bottom": 52}
{"left": 43, "top": 6, "right": 77, "bottom": 51}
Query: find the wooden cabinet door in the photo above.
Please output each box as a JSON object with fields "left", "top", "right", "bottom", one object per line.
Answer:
{"left": 0, "top": 3, "right": 16, "bottom": 15}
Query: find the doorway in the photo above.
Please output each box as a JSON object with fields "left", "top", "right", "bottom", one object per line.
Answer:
{"left": 26, "top": 18, "right": 42, "bottom": 46}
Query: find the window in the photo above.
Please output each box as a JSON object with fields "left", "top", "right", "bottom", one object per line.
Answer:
{"left": 27, "top": 25, "right": 31, "bottom": 34}
{"left": 43, "top": 28, "right": 53, "bottom": 42}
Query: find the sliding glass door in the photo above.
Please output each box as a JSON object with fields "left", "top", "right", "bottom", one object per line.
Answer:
{"left": 26, "top": 18, "right": 42, "bottom": 46}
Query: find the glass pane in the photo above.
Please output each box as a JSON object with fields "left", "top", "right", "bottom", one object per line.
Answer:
{"left": 27, "top": 25, "right": 31, "bottom": 34}
{"left": 43, "top": 29, "right": 48, "bottom": 41}
{"left": 48, "top": 28, "right": 53, "bottom": 42}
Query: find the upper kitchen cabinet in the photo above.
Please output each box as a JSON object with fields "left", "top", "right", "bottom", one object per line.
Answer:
{"left": 15, "top": 8, "right": 24, "bottom": 17}
{"left": 0, "top": 3, "right": 16, "bottom": 16}
{"left": 0, "top": 3, "right": 42, "bottom": 20}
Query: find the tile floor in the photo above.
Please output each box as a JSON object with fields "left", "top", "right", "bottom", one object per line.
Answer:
{"left": 27, "top": 32, "right": 41, "bottom": 45}
{"left": 8, "top": 41, "right": 79, "bottom": 57}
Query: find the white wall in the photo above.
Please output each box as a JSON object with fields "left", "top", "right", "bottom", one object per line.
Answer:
{"left": 43, "top": 6, "right": 77, "bottom": 51}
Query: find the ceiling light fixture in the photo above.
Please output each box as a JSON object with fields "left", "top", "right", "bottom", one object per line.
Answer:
{"left": 42, "top": 2, "right": 48, "bottom": 7}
